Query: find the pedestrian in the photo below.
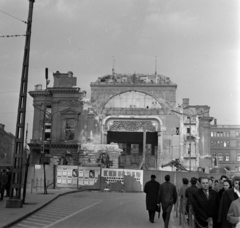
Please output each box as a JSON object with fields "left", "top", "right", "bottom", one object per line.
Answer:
{"left": 185, "top": 177, "right": 199, "bottom": 223}
{"left": 219, "top": 175, "right": 229, "bottom": 191}
{"left": 0, "top": 169, "right": 8, "bottom": 201}
{"left": 227, "top": 198, "right": 240, "bottom": 228}
{"left": 179, "top": 178, "right": 189, "bottom": 224}
{"left": 157, "top": 175, "right": 177, "bottom": 228}
{"left": 191, "top": 177, "right": 219, "bottom": 228}
{"left": 144, "top": 174, "right": 160, "bottom": 223}
{"left": 209, "top": 178, "right": 214, "bottom": 190}
{"left": 218, "top": 175, "right": 240, "bottom": 228}
{"left": 218, "top": 179, "right": 232, "bottom": 200}
{"left": 213, "top": 180, "right": 220, "bottom": 192}
{"left": 5, "top": 167, "right": 12, "bottom": 197}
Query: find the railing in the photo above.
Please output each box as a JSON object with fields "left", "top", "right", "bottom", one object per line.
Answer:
{"left": 176, "top": 192, "right": 213, "bottom": 228}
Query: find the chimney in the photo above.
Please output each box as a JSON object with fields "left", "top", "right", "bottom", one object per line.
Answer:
{"left": 182, "top": 98, "right": 189, "bottom": 107}
{"left": 0, "top": 123, "right": 5, "bottom": 130}
{"left": 214, "top": 119, "right": 217, "bottom": 125}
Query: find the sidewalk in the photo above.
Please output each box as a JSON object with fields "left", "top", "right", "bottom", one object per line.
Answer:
{"left": 0, "top": 188, "right": 79, "bottom": 228}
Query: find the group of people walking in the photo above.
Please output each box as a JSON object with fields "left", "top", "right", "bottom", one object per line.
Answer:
{"left": 0, "top": 167, "right": 11, "bottom": 200}
{"left": 144, "top": 174, "right": 240, "bottom": 228}
{"left": 144, "top": 174, "right": 177, "bottom": 227}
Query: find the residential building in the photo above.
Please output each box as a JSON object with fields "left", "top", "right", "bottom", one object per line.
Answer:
{"left": 0, "top": 123, "right": 15, "bottom": 167}
{"left": 210, "top": 120, "right": 240, "bottom": 171}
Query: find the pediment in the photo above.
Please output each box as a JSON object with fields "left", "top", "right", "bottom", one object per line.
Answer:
{"left": 60, "top": 108, "right": 81, "bottom": 116}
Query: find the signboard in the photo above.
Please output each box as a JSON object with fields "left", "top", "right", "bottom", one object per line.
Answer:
{"left": 101, "top": 168, "right": 143, "bottom": 191}
{"left": 57, "top": 165, "right": 78, "bottom": 188}
{"left": 78, "top": 167, "right": 101, "bottom": 186}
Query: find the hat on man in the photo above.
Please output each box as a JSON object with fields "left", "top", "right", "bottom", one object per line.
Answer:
{"left": 151, "top": 174, "right": 156, "bottom": 179}
{"left": 190, "top": 177, "right": 197, "bottom": 184}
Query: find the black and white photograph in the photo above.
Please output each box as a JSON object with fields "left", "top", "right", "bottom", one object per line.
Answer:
{"left": 0, "top": 0, "right": 239, "bottom": 227}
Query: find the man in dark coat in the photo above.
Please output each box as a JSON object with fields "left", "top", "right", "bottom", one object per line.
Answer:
{"left": 185, "top": 177, "right": 198, "bottom": 216}
{"left": 157, "top": 175, "right": 177, "bottom": 228}
{"left": 144, "top": 174, "right": 160, "bottom": 223}
{"left": 0, "top": 169, "right": 8, "bottom": 200}
{"left": 191, "top": 177, "right": 219, "bottom": 228}
{"left": 5, "top": 167, "right": 11, "bottom": 197}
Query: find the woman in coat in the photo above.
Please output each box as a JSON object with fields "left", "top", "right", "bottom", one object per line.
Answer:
{"left": 179, "top": 178, "right": 189, "bottom": 224}
{"left": 218, "top": 176, "right": 240, "bottom": 228}
{"left": 218, "top": 180, "right": 232, "bottom": 200}
{"left": 227, "top": 198, "right": 240, "bottom": 228}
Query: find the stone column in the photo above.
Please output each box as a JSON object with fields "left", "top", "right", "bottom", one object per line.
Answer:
{"left": 157, "top": 131, "right": 162, "bottom": 170}
{"left": 103, "top": 132, "right": 107, "bottom": 144}
{"left": 87, "top": 111, "right": 95, "bottom": 141}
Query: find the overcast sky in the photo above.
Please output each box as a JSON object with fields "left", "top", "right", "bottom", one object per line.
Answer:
{"left": 0, "top": 0, "right": 239, "bottom": 138}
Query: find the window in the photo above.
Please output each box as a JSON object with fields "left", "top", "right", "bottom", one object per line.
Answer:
{"left": 223, "top": 132, "right": 226, "bottom": 137}
{"left": 187, "top": 128, "right": 191, "bottom": 134}
{"left": 236, "top": 131, "right": 240, "bottom": 137}
{"left": 226, "top": 132, "right": 230, "bottom": 137}
{"left": 217, "top": 132, "right": 220, "bottom": 137}
{"left": 223, "top": 141, "right": 227, "bottom": 147}
{"left": 65, "top": 118, "right": 75, "bottom": 140}
{"left": 218, "top": 153, "right": 223, "bottom": 161}
{"left": 227, "top": 141, "right": 230, "bottom": 147}
{"left": 225, "top": 153, "right": 230, "bottom": 161}
{"left": 237, "top": 154, "right": 240, "bottom": 162}
{"left": 211, "top": 132, "right": 213, "bottom": 137}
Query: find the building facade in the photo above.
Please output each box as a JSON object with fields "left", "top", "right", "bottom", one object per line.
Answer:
{"left": 210, "top": 121, "right": 240, "bottom": 171}
{"left": 0, "top": 123, "right": 15, "bottom": 167}
{"left": 29, "top": 71, "right": 213, "bottom": 171}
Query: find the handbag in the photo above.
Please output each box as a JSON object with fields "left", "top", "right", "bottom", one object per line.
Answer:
{"left": 156, "top": 204, "right": 161, "bottom": 218}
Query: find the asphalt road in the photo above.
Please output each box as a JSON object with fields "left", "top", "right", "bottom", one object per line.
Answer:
{"left": 11, "top": 191, "right": 182, "bottom": 228}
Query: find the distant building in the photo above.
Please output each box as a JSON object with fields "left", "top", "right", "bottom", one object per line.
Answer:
{"left": 0, "top": 123, "right": 15, "bottom": 167}
{"left": 28, "top": 71, "right": 213, "bottom": 171}
{"left": 210, "top": 120, "right": 240, "bottom": 172}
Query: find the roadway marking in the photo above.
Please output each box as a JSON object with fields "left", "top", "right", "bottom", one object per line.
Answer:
{"left": 43, "top": 200, "right": 102, "bottom": 228}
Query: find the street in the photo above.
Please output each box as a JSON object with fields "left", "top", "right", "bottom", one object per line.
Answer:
{"left": 10, "top": 191, "right": 182, "bottom": 228}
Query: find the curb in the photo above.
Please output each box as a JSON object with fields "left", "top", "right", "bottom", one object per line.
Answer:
{"left": 3, "top": 189, "right": 84, "bottom": 228}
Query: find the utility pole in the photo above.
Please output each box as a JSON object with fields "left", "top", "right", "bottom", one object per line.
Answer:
{"left": 6, "top": 0, "right": 35, "bottom": 208}
{"left": 41, "top": 68, "right": 49, "bottom": 194}
{"left": 23, "top": 124, "right": 30, "bottom": 204}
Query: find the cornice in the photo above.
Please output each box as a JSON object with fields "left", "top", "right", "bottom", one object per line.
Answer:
{"left": 48, "top": 87, "right": 81, "bottom": 94}
{"left": 28, "top": 142, "right": 79, "bottom": 149}
{"left": 90, "top": 83, "right": 177, "bottom": 88}
{"left": 29, "top": 91, "right": 51, "bottom": 98}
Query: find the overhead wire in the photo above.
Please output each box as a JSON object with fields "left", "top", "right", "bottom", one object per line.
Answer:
{"left": 0, "top": 34, "right": 26, "bottom": 38}
{"left": 0, "top": 9, "right": 27, "bottom": 24}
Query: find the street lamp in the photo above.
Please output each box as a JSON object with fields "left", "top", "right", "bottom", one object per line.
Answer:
{"left": 171, "top": 109, "right": 209, "bottom": 171}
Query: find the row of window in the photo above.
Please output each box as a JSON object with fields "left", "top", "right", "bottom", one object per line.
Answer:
{"left": 216, "top": 153, "right": 240, "bottom": 162}
{"left": 211, "top": 131, "right": 240, "bottom": 137}
{"left": 211, "top": 141, "right": 230, "bottom": 147}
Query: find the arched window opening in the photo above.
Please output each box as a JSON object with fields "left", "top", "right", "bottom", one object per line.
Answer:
{"left": 218, "top": 153, "right": 223, "bottom": 161}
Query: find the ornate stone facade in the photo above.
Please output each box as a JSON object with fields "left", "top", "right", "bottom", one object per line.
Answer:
{"left": 29, "top": 71, "right": 213, "bottom": 171}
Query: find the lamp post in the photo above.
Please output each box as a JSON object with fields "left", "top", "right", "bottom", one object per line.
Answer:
{"left": 171, "top": 109, "right": 209, "bottom": 171}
